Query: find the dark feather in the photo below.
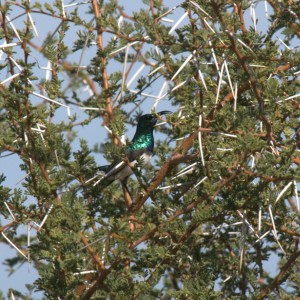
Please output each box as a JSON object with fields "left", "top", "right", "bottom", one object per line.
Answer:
{"left": 95, "top": 111, "right": 171, "bottom": 188}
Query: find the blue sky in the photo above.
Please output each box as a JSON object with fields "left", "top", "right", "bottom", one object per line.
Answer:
{"left": 1, "top": 0, "right": 297, "bottom": 298}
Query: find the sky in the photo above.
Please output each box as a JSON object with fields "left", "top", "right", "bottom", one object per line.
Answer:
{"left": 0, "top": 1, "right": 181, "bottom": 297}
{"left": 0, "top": 0, "right": 297, "bottom": 298}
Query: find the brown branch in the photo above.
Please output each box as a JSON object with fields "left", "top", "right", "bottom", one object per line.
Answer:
{"left": 0, "top": 221, "right": 18, "bottom": 232}
{"left": 5, "top": 2, "right": 70, "bottom": 22}
{"left": 92, "top": 0, "right": 113, "bottom": 125}
{"left": 116, "top": 5, "right": 134, "bottom": 20}
{"left": 264, "top": 222, "right": 300, "bottom": 238}
{"left": 130, "top": 196, "right": 205, "bottom": 249}
{"left": 292, "top": 156, "right": 300, "bottom": 165}
{"left": 122, "top": 182, "right": 133, "bottom": 209}
{"left": 82, "top": 258, "right": 124, "bottom": 300}
{"left": 149, "top": 0, "right": 162, "bottom": 45}
{"left": 243, "top": 169, "right": 294, "bottom": 182}
{"left": 207, "top": 60, "right": 297, "bottom": 121}
{"left": 210, "top": 166, "right": 242, "bottom": 201}
{"left": 1, "top": 11, "right": 15, "bottom": 75}
{"left": 257, "top": 249, "right": 300, "bottom": 299}
{"left": 211, "top": 3, "right": 266, "bottom": 112}
{"left": 130, "top": 120, "right": 279, "bottom": 216}
{"left": 80, "top": 232, "right": 106, "bottom": 271}
{"left": 288, "top": 198, "right": 300, "bottom": 216}
{"left": 207, "top": 82, "right": 251, "bottom": 121}
{"left": 254, "top": 242, "right": 265, "bottom": 290}
{"left": 130, "top": 135, "right": 197, "bottom": 215}
{"left": 102, "top": 28, "right": 149, "bottom": 44}
{"left": 274, "top": 62, "right": 294, "bottom": 74}
{"left": 267, "top": 0, "right": 300, "bottom": 38}
{"left": 235, "top": 3, "right": 247, "bottom": 34}
{"left": 60, "top": 61, "right": 98, "bottom": 96}
{"left": 228, "top": 34, "right": 264, "bottom": 109}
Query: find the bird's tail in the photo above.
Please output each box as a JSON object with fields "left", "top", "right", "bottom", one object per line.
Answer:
{"left": 92, "top": 165, "right": 115, "bottom": 188}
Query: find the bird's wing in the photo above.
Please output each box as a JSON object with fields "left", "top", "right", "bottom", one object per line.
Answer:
{"left": 102, "top": 148, "right": 147, "bottom": 177}
{"left": 98, "top": 165, "right": 111, "bottom": 173}
{"left": 91, "top": 148, "right": 151, "bottom": 188}
{"left": 125, "top": 148, "right": 150, "bottom": 164}
{"left": 91, "top": 159, "right": 127, "bottom": 187}
{"left": 102, "top": 159, "right": 127, "bottom": 178}
{"left": 99, "top": 149, "right": 148, "bottom": 180}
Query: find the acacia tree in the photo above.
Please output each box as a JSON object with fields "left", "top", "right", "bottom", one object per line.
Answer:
{"left": 0, "top": 0, "right": 300, "bottom": 299}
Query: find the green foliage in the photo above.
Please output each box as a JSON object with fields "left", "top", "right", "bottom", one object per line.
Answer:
{"left": 0, "top": 1, "right": 300, "bottom": 299}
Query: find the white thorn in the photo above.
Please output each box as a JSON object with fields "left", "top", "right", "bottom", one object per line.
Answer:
{"left": 198, "top": 115, "right": 205, "bottom": 166}
{"left": 275, "top": 181, "right": 293, "bottom": 204}
{"left": 127, "top": 64, "right": 146, "bottom": 88}
{"left": 294, "top": 180, "right": 299, "bottom": 211}
{"left": 215, "top": 62, "right": 225, "bottom": 104}
{"left": 171, "top": 54, "right": 193, "bottom": 81}
{"left": 4, "top": 202, "right": 15, "bottom": 220}
{"left": 169, "top": 12, "right": 188, "bottom": 34}
{"left": 193, "top": 176, "right": 207, "bottom": 189}
{"left": 190, "top": 1, "right": 212, "bottom": 18}
{"left": 0, "top": 42, "right": 19, "bottom": 49}
{"left": 6, "top": 16, "right": 22, "bottom": 42}
{"left": 32, "top": 92, "right": 70, "bottom": 109}
{"left": 39, "top": 204, "right": 54, "bottom": 230}
{"left": 0, "top": 73, "right": 20, "bottom": 85}
{"left": 2, "top": 232, "right": 28, "bottom": 259}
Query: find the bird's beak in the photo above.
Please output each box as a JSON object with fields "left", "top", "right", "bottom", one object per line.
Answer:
{"left": 157, "top": 111, "right": 172, "bottom": 116}
{"left": 154, "top": 111, "right": 172, "bottom": 127}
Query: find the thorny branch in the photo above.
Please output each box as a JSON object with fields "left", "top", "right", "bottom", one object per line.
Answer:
{"left": 92, "top": 0, "right": 113, "bottom": 125}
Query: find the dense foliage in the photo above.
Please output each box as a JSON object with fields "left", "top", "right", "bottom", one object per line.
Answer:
{"left": 0, "top": 1, "right": 299, "bottom": 299}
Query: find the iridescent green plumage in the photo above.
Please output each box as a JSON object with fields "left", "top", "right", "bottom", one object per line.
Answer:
{"left": 97, "top": 111, "right": 171, "bottom": 187}
{"left": 128, "top": 114, "right": 156, "bottom": 152}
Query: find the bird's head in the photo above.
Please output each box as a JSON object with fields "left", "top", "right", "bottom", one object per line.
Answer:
{"left": 137, "top": 111, "right": 171, "bottom": 130}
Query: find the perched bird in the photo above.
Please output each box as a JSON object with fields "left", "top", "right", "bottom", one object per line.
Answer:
{"left": 94, "top": 111, "right": 171, "bottom": 187}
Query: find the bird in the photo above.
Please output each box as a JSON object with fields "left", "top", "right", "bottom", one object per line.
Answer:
{"left": 92, "top": 111, "right": 171, "bottom": 188}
